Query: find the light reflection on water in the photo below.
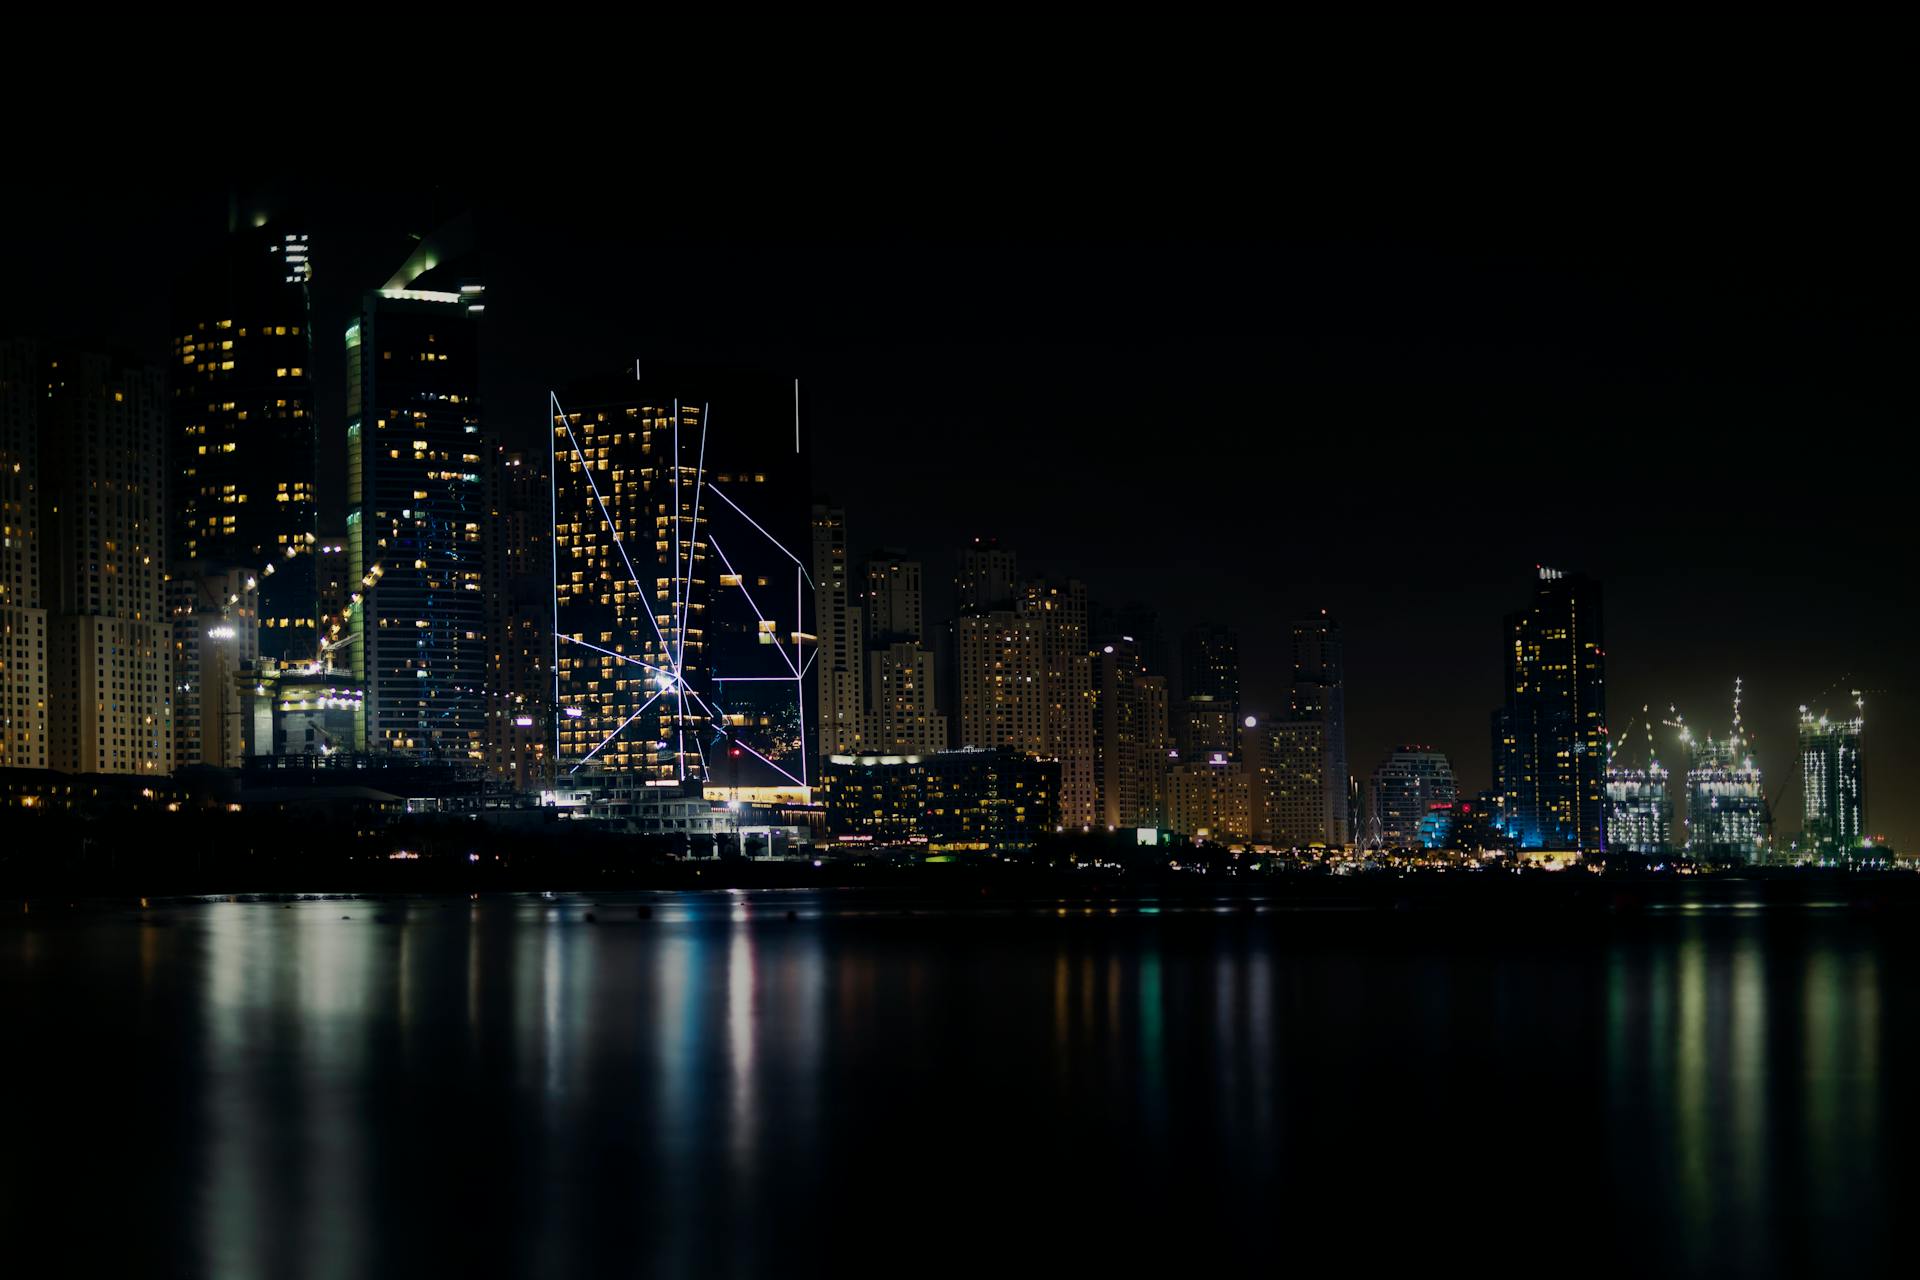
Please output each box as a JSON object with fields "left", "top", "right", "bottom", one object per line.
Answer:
{"left": 1, "top": 893, "right": 1910, "bottom": 1276}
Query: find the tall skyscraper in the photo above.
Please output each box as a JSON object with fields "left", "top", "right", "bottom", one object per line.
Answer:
{"left": 40, "top": 352, "right": 172, "bottom": 774}
{"left": 954, "top": 611, "right": 1046, "bottom": 754}
{"left": 1180, "top": 624, "right": 1240, "bottom": 708}
{"left": 344, "top": 226, "right": 488, "bottom": 760}
{"left": 956, "top": 537, "right": 1017, "bottom": 616}
{"left": 484, "top": 447, "right": 551, "bottom": 789}
{"left": 1175, "top": 696, "right": 1237, "bottom": 759}
{"left": 168, "top": 565, "right": 258, "bottom": 769}
{"left": 865, "top": 551, "right": 924, "bottom": 646}
{"left": 1094, "top": 638, "right": 1170, "bottom": 830}
{"left": 171, "top": 219, "right": 318, "bottom": 661}
{"left": 1367, "top": 746, "right": 1456, "bottom": 847}
{"left": 1021, "top": 578, "right": 1095, "bottom": 829}
{"left": 811, "top": 505, "right": 865, "bottom": 760}
{"left": 1492, "top": 567, "right": 1607, "bottom": 851}
{"left": 553, "top": 366, "right": 811, "bottom": 795}
{"left": 1289, "top": 612, "right": 1350, "bottom": 846}
{"left": 1244, "top": 715, "right": 1329, "bottom": 848}
{"left": 1168, "top": 753, "right": 1253, "bottom": 842}
{"left": 0, "top": 340, "right": 46, "bottom": 770}
{"left": 1799, "top": 699, "right": 1866, "bottom": 858}
{"left": 1093, "top": 601, "right": 1167, "bottom": 680}
{"left": 864, "top": 642, "right": 947, "bottom": 754}
{"left": 1604, "top": 710, "right": 1670, "bottom": 855}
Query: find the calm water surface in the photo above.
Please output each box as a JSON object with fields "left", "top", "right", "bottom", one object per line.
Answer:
{"left": 2, "top": 891, "right": 1911, "bottom": 1277}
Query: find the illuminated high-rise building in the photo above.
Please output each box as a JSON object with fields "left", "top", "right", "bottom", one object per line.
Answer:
{"left": 484, "top": 447, "right": 551, "bottom": 789}
{"left": 1604, "top": 766, "right": 1672, "bottom": 854}
{"left": 171, "top": 219, "right": 318, "bottom": 660}
{"left": 1180, "top": 624, "right": 1239, "bottom": 710}
{"left": 811, "top": 505, "right": 865, "bottom": 760}
{"left": 0, "top": 340, "right": 46, "bottom": 770}
{"left": 1492, "top": 567, "right": 1607, "bottom": 851}
{"left": 954, "top": 611, "right": 1046, "bottom": 754}
{"left": 1604, "top": 709, "right": 1671, "bottom": 855}
{"left": 40, "top": 352, "right": 172, "bottom": 775}
{"left": 1168, "top": 753, "right": 1252, "bottom": 843}
{"left": 864, "top": 642, "right": 947, "bottom": 755}
{"left": 1094, "top": 637, "right": 1170, "bottom": 830}
{"left": 861, "top": 550, "right": 946, "bottom": 756}
{"left": 1798, "top": 699, "right": 1866, "bottom": 858}
{"left": 552, "top": 365, "right": 811, "bottom": 798}
{"left": 1244, "top": 715, "right": 1330, "bottom": 848}
{"left": 344, "top": 224, "right": 488, "bottom": 760}
{"left": 1290, "top": 612, "right": 1350, "bottom": 846}
{"left": 865, "top": 551, "right": 924, "bottom": 646}
{"left": 168, "top": 565, "right": 257, "bottom": 768}
{"left": 1020, "top": 578, "right": 1095, "bottom": 829}
{"left": 1368, "top": 747, "right": 1456, "bottom": 848}
{"left": 956, "top": 537, "right": 1017, "bottom": 616}
{"left": 1175, "top": 695, "right": 1237, "bottom": 759}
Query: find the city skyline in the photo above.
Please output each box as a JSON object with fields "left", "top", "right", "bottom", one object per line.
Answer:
{"left": 1, "top": 180, "right": 1909, "bottom": 850}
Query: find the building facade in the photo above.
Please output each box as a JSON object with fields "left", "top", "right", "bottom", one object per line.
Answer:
{"left": 170, "top": 220, "right": 318, "bottom": 661}
{"left": 1368, "top": 747, "right": 1456, "bottom": 848}
{"left": 1094, "top": 638, "right": 1170, "bottom": 831}
{"left": 811, "top": 505, "right": 865, "bottom": 761}
{"left": 553, "top": 366, "right": 811, "bottom": 792}
{"left": 168, "top": 564, "right": 258, "bottom": 769}
{"left": 1492, "top": 567, "right": 1607, "bottom": 851}
{"left": 345, "top": 236, "right": 488, "bottom": 761}
{"left": 0, "top": 340, "right": 45, "bottom": 769}
{"left": 1799, "top": 703, "right": 1866, "bottom": 858}
{"left": 1244, "top": 716, "right": 1330, "bottom": 848}
{"left": 40, "top": 352, "right": 172, "bottom": 774}
{"left": 1289, "top": 612, "right": 1350, "bottom": 846}
{"left": 483, "top": 447, "right": 551, "bottom": 789}
{"left": 1168, "top": 755, "right": 1253, "bottom": 843}
{"left": 820, "top": 747, "right": 1059, "bottom": 852}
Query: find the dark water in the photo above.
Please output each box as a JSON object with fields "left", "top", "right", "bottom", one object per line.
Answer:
{"left": 2, "top": 892, "right": 1911, "bottom": 1277}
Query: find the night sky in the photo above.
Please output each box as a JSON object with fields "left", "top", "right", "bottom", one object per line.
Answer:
{"left": 5, "top": 151, "right": 1911, "bottom": 847}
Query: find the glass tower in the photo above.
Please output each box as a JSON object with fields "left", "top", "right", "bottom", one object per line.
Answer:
{"left": 1493, "top": 567, "right": 1607, "bottom": 851}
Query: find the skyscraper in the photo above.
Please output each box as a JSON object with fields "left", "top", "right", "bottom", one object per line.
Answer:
{"left": 1798, "top": 699, "right": 1866, "bottom": 858}
{"left": 0, "top": 340, "right": 46, "bottom": 770}
{"left": 1368, "top": 746, "right": 1456, "bottom": 847}
{"left": 1168, "top": 753, "right": 1253, "bottom": 842}
{"left": 344, "top": 226, "right": 488, "bottom": 760}
{"left": 484, "top": 448, "right": 551, "bottom": 789}
{"left": 864, "top": 642, "right": 947, "bottom": 754}
{"left": 811, "top": 505, "right": 865, "bottom": 760}
{"left": 1020, "top": 578, "right": 1096, "bottom": 829}
{"left": 553, "top": 366, "right": 811, "bottom": 795}
{"left": 865, "top": 551, "right": 924, "bottom": 646}
{"left": 954, "top": 611, "right": 1046, "bottom": 754}
{"left": 1180, "top": 624, "right": 1240, "bottom": 708}
{"left": 1244, "top": 716, "right": 1329, "bottom": 848}
{"left": 1493, "top": 567, "right": 1607, "bottom": 851}
{"left": 1674, "top": 685, "right": 1765, "bottom": 861}
{"left": 168, "top": 565, "right": 257, "bottom": 769}
{"left": 956, "top": 537, "right": 1017, "bottom": 616}
{"left": 171, "top": 219, "right": 318, "bottom": 661}
{"left": 1094, "top": 638, "right": 1170, "bottom": 830}
{"left": 1289, "top": 612, "right": 1350, "bottom": 846}
{"left": 40, "top": 352, "right": 172, "bottom": 775}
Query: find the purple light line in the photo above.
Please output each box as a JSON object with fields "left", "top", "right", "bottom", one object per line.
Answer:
{"left": 682, "top": 401, "right": 707, "bottom": 671}
{"left": 570, "top": 686, "right": 668, "bottom": 774}
{"left": 707, "top": 483, "right": 804, "bottom": 571}
{"left": 727, "top": 734, "right": 807, "bottom": 789}
{"left": 796, "top": 562, "right": 807, "bottom": 787}
{"left": 553, "top": 392, "right": 677, "bottom": 666}
{"left": 708, "top": 533, "right": 798, "bottom": 677}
